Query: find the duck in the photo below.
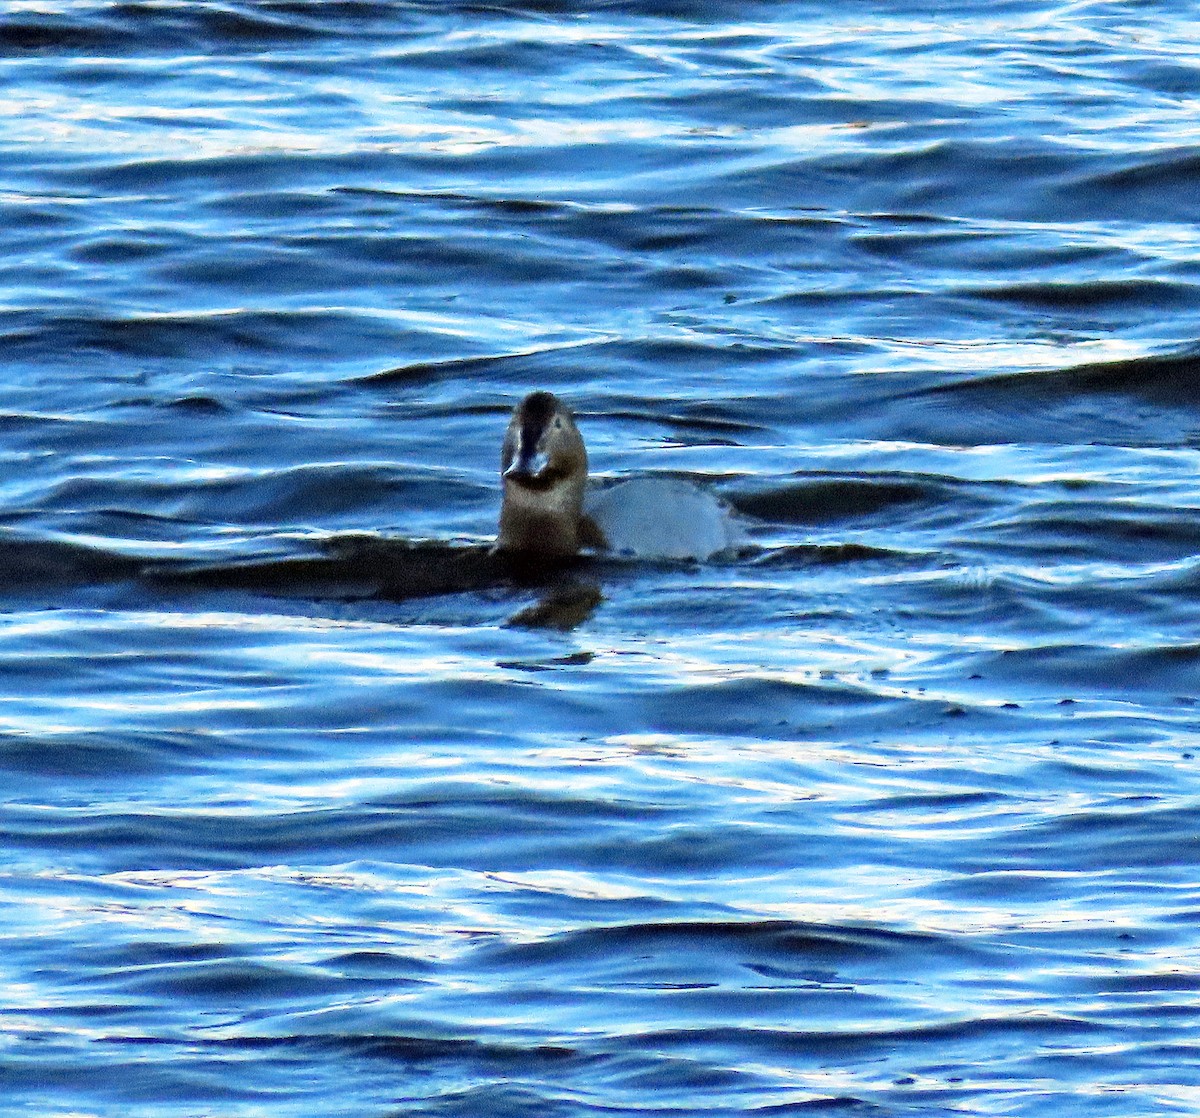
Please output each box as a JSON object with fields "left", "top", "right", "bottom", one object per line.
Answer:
{"left": 496, "top": 390, "right": 743, "bottom": 561}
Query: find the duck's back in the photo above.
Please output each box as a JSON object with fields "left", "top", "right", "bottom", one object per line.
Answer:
{"left": 585, "top": 477, "right": 743, "bottom": 561}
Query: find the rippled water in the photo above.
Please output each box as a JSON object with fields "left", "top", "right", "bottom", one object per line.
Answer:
{"left": 2, "top": 3, "right": 1200, "bottom": 1115}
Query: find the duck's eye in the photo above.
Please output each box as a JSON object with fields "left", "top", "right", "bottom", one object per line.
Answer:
{"left": 553, "top": 418, "right": 563, "bottom": 430}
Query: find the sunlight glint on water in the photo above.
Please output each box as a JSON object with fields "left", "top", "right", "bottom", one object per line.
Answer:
{"left": 0, "top": 1, "right": 1199, "bottom": 1116}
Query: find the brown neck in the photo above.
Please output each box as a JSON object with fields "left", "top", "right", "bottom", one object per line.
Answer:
{"left": 497, "top": 487, "right": 583, "bottom": 556}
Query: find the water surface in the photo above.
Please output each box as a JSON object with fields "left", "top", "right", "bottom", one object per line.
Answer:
{"left": 2, "top": 3, "right": 1199, "bottom": 1115}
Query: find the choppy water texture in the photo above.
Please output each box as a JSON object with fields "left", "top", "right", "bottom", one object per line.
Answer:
{"left": 2, "top": 2, "right": 1200, "bottom": 1115}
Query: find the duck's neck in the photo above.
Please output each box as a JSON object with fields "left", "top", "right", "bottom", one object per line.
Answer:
{"left": 498, "top": 477, "right": 586, "bottom": 556}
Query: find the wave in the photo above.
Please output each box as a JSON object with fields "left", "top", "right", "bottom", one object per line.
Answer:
{"left": 0, "top": 729, "right": 220, "bottom": 778}
{"left": 962, "top": 278, "right": 1197, "bottom": 312}
{"left": 732, "top": 473, "right": 978, "bottom": 526}
{"left": 0, "top": 2, "right": 416, "bottom": 57}
{"left": 0, "top": 308, "right": 414, "bottom": 362}
{"left": 0, "top": 531, "right": 145, "bottom": 586}
{"left": 920, "top": 345, "right": 1200, "bottom": 409}
{"left": 472, "top": 917, "right": 976, "bottom": 972}
{"left": 972, "top": 641, "right": 1200, "bottom": 696}
{"left": 1064, "top": 147, "right": 1200, "bottom": 220}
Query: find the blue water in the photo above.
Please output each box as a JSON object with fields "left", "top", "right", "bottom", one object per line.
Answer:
{"left": 2, "top": 3, "right": 1199, "bottom": 1115}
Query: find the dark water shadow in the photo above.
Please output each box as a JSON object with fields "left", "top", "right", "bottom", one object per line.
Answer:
{"left": 150, "top": 535, "right": 607, "bottom": 629}
{"left": 1, "top": 525, "right": 918, "bottom": 631}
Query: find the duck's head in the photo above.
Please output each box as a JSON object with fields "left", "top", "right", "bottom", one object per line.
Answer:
{"left": 496, "top": 391, "right": 590, "bottom": 556}
{"left": 501, "top": 390, "right": 586, "bottom": 488}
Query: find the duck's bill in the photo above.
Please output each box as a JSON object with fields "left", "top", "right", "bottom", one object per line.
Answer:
{"left": 504, "top": 449, "right": 550, "bottom": 482}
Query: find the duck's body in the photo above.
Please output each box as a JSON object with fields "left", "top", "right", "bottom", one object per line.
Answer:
{"left": 496, "top": 391, "right": 741, "bottom": 561}
{"left": 586, "top": 476, "right": 741, "bottom": 560}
